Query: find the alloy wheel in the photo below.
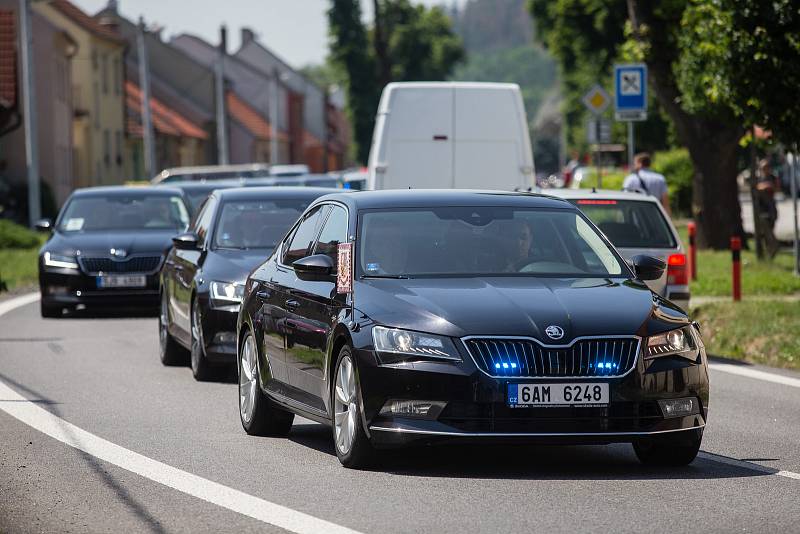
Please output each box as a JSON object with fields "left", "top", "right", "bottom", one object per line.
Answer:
{"left": 333, "top": 355, "right": 357, "bottom": 455}
{"left": 159, "top": 294, "right": 168, "bottom": 351}
{"left": 191, "top": 300, "right": 203, "bottom": 370}
{"left": 239, "top": 335, "right": 258, "bottom": 424}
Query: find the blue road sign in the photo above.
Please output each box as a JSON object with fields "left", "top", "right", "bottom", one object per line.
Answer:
{"left": 614, "top": 64, "right": 647, "bottom": 121}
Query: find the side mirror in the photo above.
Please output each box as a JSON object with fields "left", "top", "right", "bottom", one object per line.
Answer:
{"left": 34, "top": 219, "right": 53, "bottom": 232}
{"left": 632, "top": 254, "right": 666, "bottom": 281}
{"left": 172, "top": 232, "right": 200, "bottom": 250}
{"left": 293, "top": 254, "right": 334, "bottom": 282}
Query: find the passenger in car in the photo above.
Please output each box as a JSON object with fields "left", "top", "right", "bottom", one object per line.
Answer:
{"left": 504, "top": 219, "right": 535, "bottom": 272}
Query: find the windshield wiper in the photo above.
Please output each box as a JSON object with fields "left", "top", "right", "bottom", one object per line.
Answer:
{"left": 361, "top": 274, "right": 409, "bottom": 279}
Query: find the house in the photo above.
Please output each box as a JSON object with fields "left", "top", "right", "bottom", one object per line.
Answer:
{"left": 35, "top": 0, "right": 126, "bottom": 188}
{"left": 0, "top": 1, "right": 77, "bottom": 212}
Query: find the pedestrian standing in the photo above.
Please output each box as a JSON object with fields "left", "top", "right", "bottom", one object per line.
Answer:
{"left": 756, "top": 158, "right": 781, "bottom": 231}
{"left": 622, "top": 152, "right": 671, "bottom": 215}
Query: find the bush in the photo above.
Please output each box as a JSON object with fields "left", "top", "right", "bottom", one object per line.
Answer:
{"left": 0, "top": 219, "right": 41, "bottom": 249}
{"left": 652, "top": 148, "right": 693, "bottom": 216}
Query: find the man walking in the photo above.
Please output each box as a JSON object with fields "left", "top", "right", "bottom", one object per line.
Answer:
{"left": 623, "top": 153, "right": 670, "bottom": 215}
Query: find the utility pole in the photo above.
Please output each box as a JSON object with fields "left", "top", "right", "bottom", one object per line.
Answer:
{"left": 749, "top": 125, "right": 764, "bottom": 258}
{"left": 19, "top": 0, "right": 40, "bottom": 226}
{"left": 627, "top": 122, "right": 634, "bottom": 169}
{"left": 270, "top": 67, "right": 279, "bottom": 165}
{"left": 215, "top": 25, "right": 229, "bottom": 165}
{"left": 136, "top": 18, "right": 156, "bottom": 180}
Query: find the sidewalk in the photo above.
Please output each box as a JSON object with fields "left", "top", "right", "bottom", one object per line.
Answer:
{"left": 691, "top": 292, "right": 800, "bottom": 307}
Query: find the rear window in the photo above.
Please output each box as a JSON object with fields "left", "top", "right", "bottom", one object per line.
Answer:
{"left": 570, "top": 199, "right": 676, "bottom": 249}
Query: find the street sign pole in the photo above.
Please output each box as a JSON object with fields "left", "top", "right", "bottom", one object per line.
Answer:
{"left": 627, "top": 121, "right": 634, "bottom": 169}
{"left": 582, "top": 84, "right": 610, "bottom": 190}
{"left": 614, "top": 64, "right": 647, "bottom": 175}
{"left": 137, "top": 18, "right": 156, "bottom": 181}
{"left": 19, "top": 0, "right": 40, "bottom": 227}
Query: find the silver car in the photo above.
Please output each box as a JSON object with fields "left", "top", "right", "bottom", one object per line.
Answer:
{"left": 545, "top": 189, "right": 690, "bottom": 310}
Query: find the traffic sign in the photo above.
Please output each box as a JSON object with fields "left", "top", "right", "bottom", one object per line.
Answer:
{"left": 586, "top": 118, "right": 611, "bottom": 144}
{"left": 614, "top": 64, "right": 647, "bottom": 121}
{"left": 582, "top": 84, "right": 610, "bottom": 115}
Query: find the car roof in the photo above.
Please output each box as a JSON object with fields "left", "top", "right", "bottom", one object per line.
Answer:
{"left": 158, "top": 179, "right": 245, "bottom": 190}
{"left": 71, "top": 185, "right": 184, "bottom": 197}
{"left": 215, "top": 186, "right": 337, "bottom": 202}
{"left": 310, "top": 189, "right": 574, "bottom": 210}
{"left": 543, "top": 188, "right": 659, "bottom": 203}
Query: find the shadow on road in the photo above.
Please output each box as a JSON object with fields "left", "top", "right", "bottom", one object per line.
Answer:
{"left": 59, "top": 307, "right": 158, "bottom": 320}
{"left": 288, "top": 422, "right": 770, "bottom": 481}
{"left": 0, "top": 372, "right": 167, "bottom": 534}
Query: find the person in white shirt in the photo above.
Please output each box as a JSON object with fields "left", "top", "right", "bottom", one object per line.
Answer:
{"left": 622, "top": 153, "right": 671, "bottom": 215}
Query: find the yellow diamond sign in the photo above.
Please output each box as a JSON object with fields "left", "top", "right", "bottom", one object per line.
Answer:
{"left": 582, "top": 84, "right": 610, "bottom": 115}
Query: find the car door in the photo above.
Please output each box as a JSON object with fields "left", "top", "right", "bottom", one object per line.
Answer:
{"left": 262, "top": 205, "right": 329, "bottom": 405}
{"left": 173, "top": 196, "right": 216, "bottom": 342}
{"left": 283, "top": 204, "right": 349, "bottom": 412}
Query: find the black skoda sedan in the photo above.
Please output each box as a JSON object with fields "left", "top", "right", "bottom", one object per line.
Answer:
{"left": 159, "top": 187, "right": 332, "bottom": 380}
{"left": 236, "top": 190, "right": 709, "bottom": 468}
{"left": 38, "top": 186, "right": 190, "bottom": 317}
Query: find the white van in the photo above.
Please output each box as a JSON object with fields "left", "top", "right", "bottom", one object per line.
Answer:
{"left": 367, "top": 82, "right": 535, "bottom": 190}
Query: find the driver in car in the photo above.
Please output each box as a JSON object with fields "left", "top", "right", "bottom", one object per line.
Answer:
{"left": 235, "top": 210, "right": 265, "bottom": 249}
{"left": 504, "top": 219, "right": 534, "bottom": 272}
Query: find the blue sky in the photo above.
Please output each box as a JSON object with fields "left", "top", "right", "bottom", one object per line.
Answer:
{"left": 73, "top": 0, "right": 463, "bottom": 69}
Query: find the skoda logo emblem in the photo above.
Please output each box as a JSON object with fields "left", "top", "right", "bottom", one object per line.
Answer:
{"left": 110, "top": 248, "right": 127, "bottom": 258}
{"left": 545, "top": 325, "right": 564, "bottom": 340}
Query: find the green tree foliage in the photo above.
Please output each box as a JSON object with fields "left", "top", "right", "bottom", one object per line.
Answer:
{"left": 652, "top": 148, "right": 694, "bottom": 216}
{"left": 677, "top": 0, "right": 800, "bottom": 145}
{"left": 328, "top": 0, "right": 464, "bottom": 164}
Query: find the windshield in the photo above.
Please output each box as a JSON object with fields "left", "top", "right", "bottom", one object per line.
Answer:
{"left": 358, "top": 207, "right": 625, "bottom": 277}
{"left": 571, "top": 199, "right": 676, "bottom": 249}
{"left": 184, "top": 189, "right": 216, "bottom": 214}
{"left": 213, "top": 199, "right": 311, "bottom": 250}
{"left": 58, "top": 195, "right": 189, "bottom": 232}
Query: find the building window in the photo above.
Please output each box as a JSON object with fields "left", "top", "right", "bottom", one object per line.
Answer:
{"left": 93, "top": 82, "right": 100, "bottom": 129}
{"left": 91, "top": 49, "right": 98, "bottom": 70}
{"left": 104, "top": 130, "right": 110, "bottom": 168}
{"left": 115, "top": 131, "right": 122, "bottom": 166}
{"left": 113, "top": 58, "right": 121, "bottom": 96}
{"left": 102, "top": 54, "right": 108, "bottom": 95}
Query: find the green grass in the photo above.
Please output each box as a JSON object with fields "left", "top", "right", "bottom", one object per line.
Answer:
{"left": 692, "top": 300, "right": 800, "bottom": 370}
{"left": 0, "top": 238, "right": 44, "bottom": 292}
{"left": 576, "top": 169, "right": 626, "bottom": 190}
{"left": 674, "top": 222, "right": 800, "bottom": 296}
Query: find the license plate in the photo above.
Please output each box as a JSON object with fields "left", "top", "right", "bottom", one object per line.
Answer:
{"left": 96, "top": 275, "right": 147, "bottom": 288}
{"left": 507, "top": 382, "right": 609, "bottom": 408}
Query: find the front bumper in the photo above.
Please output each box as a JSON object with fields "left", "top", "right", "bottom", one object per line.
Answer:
{"left": 199, "top": 302, "right": 238, "bottom": 363}
{"left": 39, "top": 268, "right": 160, "bottom": 309}
{"left": 355, "top": 344, "right": 709, "bottom": 449}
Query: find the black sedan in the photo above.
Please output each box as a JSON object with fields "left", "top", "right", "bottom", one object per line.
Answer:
{"left": 236, "top": 190, "right": 709, "bottom": 469}
{"left": 159, "top": 187, "right": 333, "bottom": 380}
{"left": 38, "top": 186, "right": 190, "bottom": 317}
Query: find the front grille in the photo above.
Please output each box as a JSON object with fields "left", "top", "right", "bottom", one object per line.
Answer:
{"left": 463, "top": 337, "right": 639, "bottom": 378}
{"left": 79, "top": 255, "right": 162, "bottom": 275}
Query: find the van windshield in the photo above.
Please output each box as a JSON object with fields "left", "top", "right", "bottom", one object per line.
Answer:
{"left": 358, "top": 208, "right": 625, "bottom": 278}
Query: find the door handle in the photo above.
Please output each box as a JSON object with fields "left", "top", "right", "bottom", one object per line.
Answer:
{"left": 256, "top": 290, "right": 269, "bottom": 299}
{"left": 285, "top": 299, "right": 301, "bottom": 309}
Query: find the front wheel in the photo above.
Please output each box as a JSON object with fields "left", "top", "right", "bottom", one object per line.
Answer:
{"left": 238, "top": 330, "right": 294, "bottom": 436}
{"left": 190, "top": 296, "right": 215, "bottom": 381}
{"left": 159, "top": 292, "right": 186, "bottom": 366}
{"left": 40, "top": 301, "right": 62, "bottom": 318}
{"left": 633, "top": 430, "right": 703, "bottom": 466}
{"left": 332, "top": 346, "right": 376, "bottom": 469}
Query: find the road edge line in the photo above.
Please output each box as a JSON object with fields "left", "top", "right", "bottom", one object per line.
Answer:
{"left": 709, "top": 362, "right": 800, "bottom": 389}
{"left": 0, "top": 292, "right": 40, "bottom": 317}
{"left": 698, "top": 452, "right": 800, "bottom": 481}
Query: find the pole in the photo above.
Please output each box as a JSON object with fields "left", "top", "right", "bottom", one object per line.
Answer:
{"left": 215, "top": 25, "right": 229, "bottom": 165}
{"left": 270, "top": 68, "right": 279, "bottom": 165}
{"left": 731, "top": 236, "right": 741, "bottom": 301}
{"left": 627, "top": 121, "right": 634, "bottom": 170}
{"left": 323, "top": 88, "right": 330, "bottom": 173}
{"left": 749, "top": 125, "right": 764, "bottom": 258}
{"left": 791, "top": 146, "right": 799, "bottom": 276}
{"left": 687, "top": 221, "right": 697, "bottom": 280}
{"left": 136, "top": 18, "right": 156, "bottom": 180}
{"left": 19, "top": 0, "right": 40, "bottom": 226}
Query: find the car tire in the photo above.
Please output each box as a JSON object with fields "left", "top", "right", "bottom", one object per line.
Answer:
{"left": 40, "top": 301, "right": 61, "bottom": 318}
{"left": 238, "top": 330, "right": 294, "bottom": 436}
{"left": 331, "top": 345, "right": 376, "bottom": 469}
{"left": 159, "top": 291, "right": 186, "bottom": 366}
{"left": 633, "top": 430, "right": 703, "bottom": 466}
{"left": 190, "top": 296, "right": 215, "bottom": 381}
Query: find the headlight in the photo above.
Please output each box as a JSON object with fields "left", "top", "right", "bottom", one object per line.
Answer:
{"left": 209, "top": 281, "right": 244, "bottom": 310}
{"left": 645, "top": 326, "right": 698, "bottom": 360}
{"left": 43, "top": 251, "right": 79, "bottom": 269}
{"left": 372, "top": 326, "right": 461, "bottom": 363}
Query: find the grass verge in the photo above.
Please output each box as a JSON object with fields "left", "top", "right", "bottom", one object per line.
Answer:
{"left": 0, "top": 239, "right": 43, "bottom": 292}
{"left": 675, "top": 222, "right": 800, "bottom": 296}
{"left": 692, "top": 300, "right": 800, "bottom": 370}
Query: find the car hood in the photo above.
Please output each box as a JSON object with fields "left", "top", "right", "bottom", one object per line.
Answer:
{"left": 202, "top": 249, "right": 272, "bottom": 284}
{"left": 43, "top": 230, "right": 178, "bottom": 256}
{"left": 355, "top": 276, "right": 688, "bottom": 341}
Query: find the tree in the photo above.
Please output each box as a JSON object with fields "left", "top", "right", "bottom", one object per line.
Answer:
{"left": 329, "top": 0, "right": 464, "bottom": 164}
{"left": 530, "top": 0, "right": 747, "bottom": 249}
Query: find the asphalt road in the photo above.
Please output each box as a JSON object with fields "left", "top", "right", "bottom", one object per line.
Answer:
{"left": 1, "top": 296, "right": 799, "bottom": 533}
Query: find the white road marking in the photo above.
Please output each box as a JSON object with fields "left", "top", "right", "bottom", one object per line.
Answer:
{"left": 0, "top": 292, "right": 40, "bottom": 316}
{"left": 0, "top": 381, "right": 361, "bottom": 534}
{"left": 710, "top": 362, "right": 800, "bottom": 389}
{"left": 0, "top": 293, "right": 361, "bottom": 534}
{"left": 699, "top": 452, "right": 800, "bottom": 481}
